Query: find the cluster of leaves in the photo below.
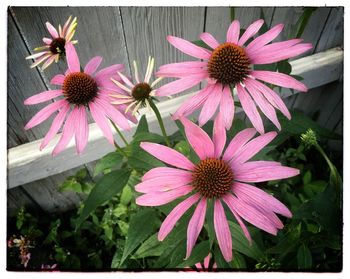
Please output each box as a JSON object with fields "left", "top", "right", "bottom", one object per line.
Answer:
{"left": 7, "top": 109, "right": 342, "bottom": 271}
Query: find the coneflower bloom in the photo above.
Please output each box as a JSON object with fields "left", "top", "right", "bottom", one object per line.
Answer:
{"left": 110, "top": 56, "right": 163, "bottom": 116}
{"left": 24, "top": 43, "right": 132, "bottom": 156}
{"left": 156, "top": 19, "right": 313, "bottom": 133}
{"left": 135, "top": 114, "right": 299, "bottom": 261}
{"left": 25, "top": 16, "right": 78, "bottom": 70}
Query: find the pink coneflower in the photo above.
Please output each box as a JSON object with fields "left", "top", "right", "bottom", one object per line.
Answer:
{"left": 110, "top": 56, "right": 163, "bottom": 115}
{"left": 135, "top": 114, "right": 299, "bottom": 261}
{"left": 24, "top": 43, "right": 132, "bottom": 156}
{"left": 26, "top": 16, "right": 78, "bottom": 70}
{"left": 156, "top": 19, "right": 313, "bottom": 133}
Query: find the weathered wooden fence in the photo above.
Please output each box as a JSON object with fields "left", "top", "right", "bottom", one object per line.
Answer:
{"left": 7, "top": 6, "right": 343, "bottom": 215}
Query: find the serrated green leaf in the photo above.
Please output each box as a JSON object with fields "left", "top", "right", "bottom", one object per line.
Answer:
{"left": 94, "top": 152, "right": 123, "bottom": 176}
{"left": 297, "top": 244, "right": 312, "bottom": 269}
{"left": 75, "top": 169, "right": 131, "bottom": 229}
{"left": 120, "top": 208, "right": 158, "bottom": 265}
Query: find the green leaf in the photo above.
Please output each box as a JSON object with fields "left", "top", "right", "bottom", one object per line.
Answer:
{"left": 111, "top": 239, "right": 125, "bottom": 269}
{"left": 231, "top": 252, "right": 247, "bottom": 269}
{"left": 177, "top": 241, "right": 210, "bottom": 268}
{"left": 134, "top": 115, "right": 149, "bottom": 136}
{"left": 213, "top": 244, "right": 231, "bottom": 269}
{"left": 75, "top": 168, "right": 87, "bottom": 180}
{"left": 230, "top": 7, "right": 235, "bottom": 22}
{"left": 293, "top": 8, "right": 318, "bottom": 38}
{"left": 297, "top": 244, "right": 312, "bottom": 269}
{"left": 277, "top": 60, "right": 292, "bottom": 75}
{"left": 133, "top": 233, "right": 163, "bottom": 259}
{"left": 229, "top": 222, "right": 265, "bottom": 260}
{"left": 259, "top": 8, "right": 270, "bottom": 35}
{"left": 132, "top": 132, "right": 164, "bottom": 144}
{"left": 120, "top": 208, "right": 158, "bottom": 266}
{"left": 120, "top": 185, "right": 133, "bottom": 206}
{"left": 303, "top": 170, "right": 312, "bottom": 185}
{"left": 94, "top": 152, "right": 123, "bottom": 176}
{"left": 75, "top": 169, "right": 131, "bottom": 229}
{"left": 59, "top": 177, "right": 82, "bottom": 193}
{"left": 128, "top": 143, "right": 165, "bottom": 172}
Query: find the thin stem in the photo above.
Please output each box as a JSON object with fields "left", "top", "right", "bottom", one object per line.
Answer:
{"left": 148, "top": 99, "right": 171, "bottom": 147}
{"left": 114, "top": 140, "right": 128, "bottom": 157}
{"left": 111, "top": 121, "right": 129, "bottom": 147}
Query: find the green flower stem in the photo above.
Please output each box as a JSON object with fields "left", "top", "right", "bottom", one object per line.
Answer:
{"left": 111, "top": 121, "right": 129, "bottom": 147}
{"left": 148, "top": 99, "right": 171, "bottom": 147}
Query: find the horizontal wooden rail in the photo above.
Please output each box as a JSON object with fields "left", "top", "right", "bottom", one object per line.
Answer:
{"left": 7, "top": 47, "right": 343, "bottom": 189}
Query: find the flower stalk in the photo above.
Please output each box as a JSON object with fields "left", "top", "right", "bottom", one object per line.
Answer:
{"left": 148, "top": 98, "right": 171, "bottom": 147}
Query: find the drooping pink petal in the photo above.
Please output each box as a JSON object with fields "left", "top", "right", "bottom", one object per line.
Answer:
{"left": 235, "top": 164, "right": 300, "bottom": 183}
{"left": 84, "top": 56, "right": 103, "bottom": 75}
{"left": 94, "top": 64, "right": 125, "bottom": 82}
{"left": 118, "top": 71, "right": 134, "bottom": 88}
{"left": 198, "top": 83, "right": 222, "bottom": 126}
{"left": 65, "top": 42, "right": 80, "bottom": 73}
{"left": 45, "top": 22, "right": 59, "bottom": 38}
{"left": 156, "top": 67, "right": 207, "bottom": 78}
{"left": 24, "top": 99, "right": 67, "bottom": 130}
{"left": 41, "top": 55, "right": 57, "bottom": 70}
{"left": 233, "top": 182, "right": 292, "bottom": 218}
{"left": 222, "top": 128, "right": 257, "bottom": 162}
{"left": 142, "top": 167, "right": 192, "bottom": 181}
{"left": 230, "top": 131, "right": 277, "bottom": 165}
{"left": 172, "top": 85, "right": 213, "bottom": 119}
{"left": 249, "top": 38, "right": 302, "bottom": 57}
{"left": 52, "top": 107, "right": 78, "bottom": 156}
{"left": 40, "top": 102, "right": 70, "bottom": 150}
{"left": 135, "top": 175, "right": 193, "bottom": 193}
{"left": 220, "top": 86, "right": 234, "bottom": 130}
{"left": 250, "top": 43, "right": 313, "bottom": 64}
{"left": 89, "top": 101, "right": 114, "bottom": 145}
{"left": 186, "top": 198, "right": 207, "bottom": 258}
{"left": 94, "top": 97, "right": 131, "bottom": 131}
{"left": 199, "top": 32, "right": 220, "bottom": 49}
{"left": 246, "top": 23, "right": 284, "bottom": 53}
{"left": 227, "top": 20, "right": 240, "bottom": 44}
{"left": 50, "top": 74, "right": 65, "bottom": 85}
{"left": 213, "top": 112, "right": 226, "bottom": 157}
{"left": 140, "top": 142, "right": 195, "bottom": 170}
{"left": 167, "top": 35, "right": 212, "bottom": 60}
{"left": 251, "top": 70, "right": 307, "bottom": 92}
{"left": 156, "top": 73, "right": 208, "bottom": 96}
{"left": 223, "top": 194, "right": 277, "bottom": 235}
{"left": 43, "top": 37, "right": 52, "bottom": 45}
{"left": 245, "top": 78, "right": 291, "bottom": 120}
{"left": 24, "top": 90, "right": 63, "bottom": 105}
{"left": 75, "top": 106, "right": 89, "bottom": 154}
{"left": 136, "top": 185, "right": 193, "bottom": 206}
{"left": 180, "top": 117, "right": 214, "bottom": 160}
{"left": 158, "top": 61, "right": 207, "bottom": 72}
{"left": 244, "top": 82, "right": 281, "bottom": 130}
{"left": 158, "top": 194, "right": 200, "bottom": 241}
{"left": 236, "top": 84, "right": 264, "bottom": 134}
{"left": 213, "top": 199, "right": 232, "bottom": 262}
{"left": 238, "top": 19, "right": 264, "bottom": 46}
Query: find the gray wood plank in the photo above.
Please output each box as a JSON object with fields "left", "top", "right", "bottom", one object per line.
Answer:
{"left": 315, "top": 7, "right": 344, "bottom": 52}
{"left": 7, "top": 187, "right": 43, "bottom": 217}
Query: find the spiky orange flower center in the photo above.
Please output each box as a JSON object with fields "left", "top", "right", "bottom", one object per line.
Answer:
{"left": 132, "top": 82, "right": 152, "bottom": 101}
{"left": 208, "top": 42, "right": 250, "bottom": 85}
{"left": 63, "top": 72, "right": 98, "bottom": 105}
{"left": 50, "top": 37, "right": 66, "bottom": 54}
{"left": 192, "top": 158, "right": 234, "bottom": 198}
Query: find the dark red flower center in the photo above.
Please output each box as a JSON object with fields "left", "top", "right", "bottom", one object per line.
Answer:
{"left": 50, "top": 37, "right": 66, "bottom": 54}
{"left": 132, "top": 82, "right": 152, "bottom": 101}
{"left": 192, "top": 158, "right": 234, "bottom": 198}
{"left": 208, "top": 42, "right": 250, "bottom": 85}
{"left": 62, "top": 72, "right": 98, "bottom": 105}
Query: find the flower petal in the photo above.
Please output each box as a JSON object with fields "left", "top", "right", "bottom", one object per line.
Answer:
{"left": 222, "top": 128, "right": 257, "bottom": 162}
{"left": 24, "top": 99, "right": 67, "bottom": 130}
{"left": 65, "top": 42, "right": 80, "bottom": 73}
{"left": 135, "top": 175, "right": 193, "bottom": 193}
{"left": 198, "top": 83, "right": 222, "bottom": 126}
{"left": 142, "top": 167, "right": 192, "bottom": 181}
{"left": 249, "top": 38, "right": 303, "bottom": 56}
{"left": 238, "top": 19, "right": 264, "bottom": 46}
{"left": 213, "top": 112, "right": 226, "bottom": 158}
{"left": 24, "top": 90, "right": 63, "bottom": 105}
{"left": 84, "top": 56, "right": 103, "bottom": 75}
{"left": 95, "top": 64, "right": 125, "bottom": 82}
{"left": 227, "top": 20, "right": 240, "bottom": 44}
{"left": 236, "top": 84, "right": 264, "bottom": 134}
{"left": 118, "top": 71, "right": 134, "bottom": 88}
{"left": 199, "top": 32, "right": 219, "bottom": 49}
{"left": 220, "top": 86, "right": 234, "bottom": 130}
{"left": 140, "top": 142, "right": 195, "bottom": 170}
{"left": 250, "top": 70, "right": 308, "bottom": 92}
{"left": 180, "top": 117, "right": 214, "bottom": 160}
{"left": 136, "top": 185, "right": 193, "bottom": 206}
{"left": 50, "top": 74, "right": 65, "bottom": 85}
{"left": 45, "top": 21, "right": 59, "bottom": 38}
{"left": 186, "top": 198, "right": 207, "bottom": 258}
{"left": 167, "top": 35, "right": 211, "bottom": 60}
{"left": 158, "top": 194, "right": 200, "bottom": 241}
{"left": 214, "top": 200, "right": 232, "bottom": 262}
{"left": 89, "top": 101, "right": 114, "bottom": 145}
{"left": 40, "top": 103, "right": 70, "bottom": 150}
{"left": 75, "top": 106, "right": 89, "bottom": 154}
